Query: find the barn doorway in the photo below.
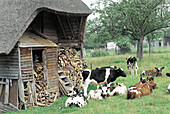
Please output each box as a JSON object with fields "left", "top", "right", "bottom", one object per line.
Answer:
{"left": 32, "top": 50, "right": 46, "bottom": 81}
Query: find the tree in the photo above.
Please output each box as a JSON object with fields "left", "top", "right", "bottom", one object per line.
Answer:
{"left": 88, "top": 0, "right": 170, "bottom": 60}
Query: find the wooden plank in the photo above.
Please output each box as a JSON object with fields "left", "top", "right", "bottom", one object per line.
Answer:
{"left": 0, "top": 80, "right": 4, "bottom": 97}
{"left": 4, "top": 79, "right": 9, "bottom": 104}
{"left": 66, "top": 16, "right": 75, "bottom": 39}
{"left": 56, "top": 15, "right": 67, "bottom": 39}
{"left": 9, "top": 80, "right": 18, "bottom": 108}
{"left": 18, "top": 48, "right": 27, "bottom": 109}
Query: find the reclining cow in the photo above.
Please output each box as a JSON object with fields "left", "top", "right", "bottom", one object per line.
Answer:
{"left": 127, "top": 82, "right": 153, "bottom": 99}
{"left": 141, "top": 67, "right": 165, "bottom": 77}
{"left": 82, "top": 67, "right": 127, "bottom": 96}
{"left": 65, "top": 88, "right": 88, "bottom": 108}
{"left": 87, "top": 85, "right": 110, "bottom": 100}
{"left": 110, "top": 83, "right": 127, "bottom": 96}
{"left": 127, "top": 76, "right": 157, "bottom": 99}
{"left": 126, "top": 56, "right": 138, "bottom": 76}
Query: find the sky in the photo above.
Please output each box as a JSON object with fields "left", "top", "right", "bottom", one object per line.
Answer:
{"left": 82, "top": 0, "right": 119, "bottom": 20}
{"left": 82, "top": 0, "right": 97, "bottom": 20}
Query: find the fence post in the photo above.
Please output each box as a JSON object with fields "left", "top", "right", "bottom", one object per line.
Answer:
{"left": 90, "top": 63, "right": 93, "bottom": 70}
{"left": 167, "top": 42, "right": 169, "bottom": 51}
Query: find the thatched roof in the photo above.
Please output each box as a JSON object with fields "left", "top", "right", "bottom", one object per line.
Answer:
{"left": 0, "top": 0, "right": 91, "bottom": 55}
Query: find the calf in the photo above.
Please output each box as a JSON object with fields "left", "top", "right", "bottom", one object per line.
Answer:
{"left": 82, "top": 67, "right": 126, "bottom": 96}
{"left": 126, "top": 56, "right": 138, "bottom": 76}
{"left": 87, "top": 85, "right": 110, "bottom": 100}
{"left": 141, "top": 67, "right": 165, "bottom": 77}
{"left": 65, "top": 88, "right": 88, "bottom": 108}
{"left": 127, "top": 82, "right": 152, "bottom": 99}
{"left": 110, "top": 83, "right": 127, "bottom": 96}
{"left": 167, "top": 84, "right": 170, "bottom": 94}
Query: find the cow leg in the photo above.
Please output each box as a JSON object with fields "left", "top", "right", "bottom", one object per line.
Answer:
{"left": 97, "top": 85, "right": 99, "bottom": 89}
{"left": 135, "top": 62, "right": 138, "bottom": 76}
{"left": 84, "top": 81, "right": 90, "bottom": 96}
{"left": 107, "top": 83, "right": 111, "bottom": 96}
{"left": 127, "top": 65, "right": 129, "bottom": 72}
{"left": 131, "top": 66, "right": 134, "bottom": 75}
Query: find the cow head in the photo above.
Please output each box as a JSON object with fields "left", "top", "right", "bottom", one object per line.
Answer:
{"left": 146, "top": 76, "right": 158, "bottom": 89}
{"left": 116, "top": 68, "right": 127, "bottom": 77}
{"left": 140, "top": 77, "right": 147, "bottom": 84}
{"left": 155, "top": 67, "right": 165, "bottom": 76}
{"left": 67, "top": 87, "right": 81, "bottom": 97}
{"left": 98, "top": 85, "right": 110, "bottom": 98}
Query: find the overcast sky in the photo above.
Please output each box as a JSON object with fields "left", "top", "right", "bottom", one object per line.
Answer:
{"left": 82, "top": 0, "right": 96, "bottom": 20}
{"left": 82, "top": 0, "right": 119, "bottom": 20}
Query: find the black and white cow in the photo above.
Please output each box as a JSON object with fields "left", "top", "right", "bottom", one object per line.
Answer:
{"left": 126, "top": 56, "right": 138, "bottom": 76}
{"left": 65, "top": 88, "right": 88, "bottom": 108}
{"left": 82, "top": 67, "right": 127, "bottom": 96}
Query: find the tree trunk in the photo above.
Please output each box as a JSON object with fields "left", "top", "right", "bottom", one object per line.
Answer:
{"left": 148, "top": 38, "right": 151, "bottom": 56}
{"left": 137, "top": 37, "right": 144, "bottom": 61}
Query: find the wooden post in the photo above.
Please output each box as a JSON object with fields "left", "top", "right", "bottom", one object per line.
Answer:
{"left": 167, "top": 42, "right": 169, "bottom": 50}
{"left": 90, "top": 63, "right": 93, "bottom": 70}
{"left": 4, "top": 79, "right": 9, "bottom": 104}
{"left": 80, "top": 43, "right": 84, "bottom": 59}
{"left": 18, "top": 47, "right": 27, "bottom": 109}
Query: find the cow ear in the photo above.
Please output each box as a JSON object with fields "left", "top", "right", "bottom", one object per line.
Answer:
{"left": 107, "top": 87, "right": 110, "bottom": 90}
{"left": 162, "top": 67, "right": 165, "bottom": 69}
{"left": 146, "top": 77, "right": 149, "bottom": 80}
{"left": 126, "top": 58, "right": 127, "bottom": 60}
{"left": 155, "top": 67, "right": 158, "bottom": 70}
{"left": 122, "top": 83, "right": 124, "bottom": 85}
{"left": 116, "top": 83, "right": 118, "bottom": 85}
{"left": 98, "top": 87, "right": 102, "bottom": 90}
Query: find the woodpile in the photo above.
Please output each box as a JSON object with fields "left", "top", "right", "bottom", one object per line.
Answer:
{"left": 58, "top": 47, "right": 87, "bottom": 90}
{"left": 33, "top": 58, "right": 58, "bottom": 107}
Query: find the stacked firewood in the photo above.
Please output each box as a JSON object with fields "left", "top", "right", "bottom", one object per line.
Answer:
{"left": 33, "top": 59, "right": 57, "bottom": 107}
{"left": 58, "top": 47, "right": 88, "bottom": 90}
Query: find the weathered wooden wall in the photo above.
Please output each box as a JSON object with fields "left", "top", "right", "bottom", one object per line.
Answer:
{"left": 45, "top": 48, "right": 59, "bottom": 93}
{"left": 0, "top": 48, "right": 19, "bottom": 79}
{"left": 20, "top": 48, "right": 34, "bottom": 82}
{"left": 0, "top": 48, "right": 18, "bottom": 107}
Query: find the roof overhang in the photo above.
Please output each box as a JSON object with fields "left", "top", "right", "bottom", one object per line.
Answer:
{"left": 18, "top": 32, "right": 58, "bottom": 48}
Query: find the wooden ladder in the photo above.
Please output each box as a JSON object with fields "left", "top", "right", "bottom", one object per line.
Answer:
{"left": 58, "top": 65, "right": 74, "bottom": 96}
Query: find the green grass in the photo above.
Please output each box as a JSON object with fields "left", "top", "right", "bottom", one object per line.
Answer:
{"left": 8, "top": 52, "right": 170, "bottom": 114}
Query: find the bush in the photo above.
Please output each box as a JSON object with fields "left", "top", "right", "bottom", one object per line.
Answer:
{"left": 92, "top": 50, "right": 109, "bottom": 57}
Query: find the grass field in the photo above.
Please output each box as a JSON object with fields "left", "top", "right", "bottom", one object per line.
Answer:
{"left": 8, "top": 52, "right": 170, "bottom": 114}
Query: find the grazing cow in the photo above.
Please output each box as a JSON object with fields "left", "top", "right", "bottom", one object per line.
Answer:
{"left": 166, "top": 72, "right": 170, "bottom": 77}
{"left": 82, "top": 67, "right": 126, "bottom": 96}
{"left": 126, "top": 56, "right": 138, "bottom": 76}
{"left": 141, "top": 67, "right": 165, "bottom": 77}
{"left": 65, "top": 88, "right": 88, "bottom": 108}
{"left": 87, "top": 85, "right": 110, "bottom": 100}
{"left": 167, "top": 84, "right": 170, "bottom": 94}
{"left": 127, "top": 82, "right": 152, "bottom": 99}
{"left": 110, "top": 83, "right": 127, "bottom": 96}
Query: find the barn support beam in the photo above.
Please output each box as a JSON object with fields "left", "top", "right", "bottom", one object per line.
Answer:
{"left": 57, "top": 15, "right": 67, "bottom": 39}
{"left": 66, "top": 17, "right": 75, "bottom": 39}
{"left": 4, "top": 79, "right": 9, "bottom": 104}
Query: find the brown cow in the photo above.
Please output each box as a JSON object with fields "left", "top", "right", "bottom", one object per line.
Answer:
{"left": 127, "top": 77, "right": 156, "bottom": 99}
{"left": 141, "top": 67, "right": 165, "bottom": 77}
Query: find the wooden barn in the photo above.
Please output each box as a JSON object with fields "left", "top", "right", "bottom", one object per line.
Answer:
{"left": 0, "top": 0, "right": 91, "bottom": 113}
